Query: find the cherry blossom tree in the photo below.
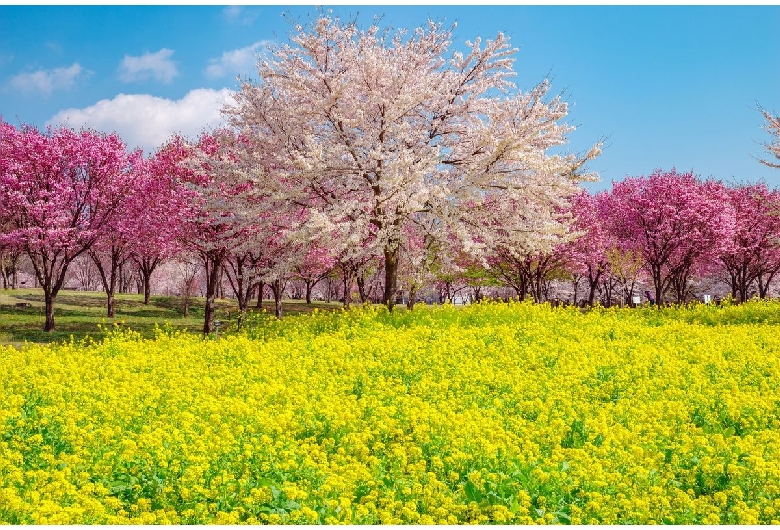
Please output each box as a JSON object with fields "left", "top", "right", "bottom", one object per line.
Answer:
{"left": 563, "top": 190, "right": 613, "bottom": 306}
{"left": 292, "top": 244, "right": 336, "bottom": 305}
{"left": 0, "top": 124, "right": 139, "bottom": 331}
{"left": 226, "top": 14, "right": 601, "bottom": 311}
{"left": 475, "top": 190, "right": 577, "bottom": 302}
{"left": 759, "top": 106, "right": 780, "bottom": 169}
{"left": 398, "top": 214, "right": 442, "bottom": 310}
{"left": 87, "top": 150, "right": 146, "bottom": 317}
{"left": 604, "top": 169, "right": 734, "bottom": 306}
{"left": 167, "top": 130, "right": 255, "bottom": 334}
{"left": 719, "top": 183, "right": 780, "bottom": 301}
{"left": 0, "top": 122, "right": 23, "bottom": 289}
{"left": 131, "top": 150, "right": 190, "bottom": 305}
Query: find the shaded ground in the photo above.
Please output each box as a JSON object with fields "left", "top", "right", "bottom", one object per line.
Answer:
{"left": 0, "top": 288, "right": 342, "bottom": 348}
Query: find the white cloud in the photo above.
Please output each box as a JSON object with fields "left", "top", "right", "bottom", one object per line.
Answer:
{"left": 45, "top": 42, "right": 63, "bottom": 54}
{"left": 47, "top": 88, "right": 235, "bottom": 153}
{"left": 118, "top": 48, "right": 178, "bottom": 84}
{"left": 223, "top": 6, "right": 260, "bottom": 25}
{"left": 8, "top": 63, "right": 87, "bottom": 95}
{"left": 205, "top": 41, "right": 270, "bottom": 79}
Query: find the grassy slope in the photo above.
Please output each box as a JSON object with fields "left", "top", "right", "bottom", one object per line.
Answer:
{"left": 0, "top": 288, "right": 342, "bottom": 348}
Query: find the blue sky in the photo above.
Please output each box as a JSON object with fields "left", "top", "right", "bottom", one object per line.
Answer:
{"left": 1, "top": 5, "right": 778, "bottom": 192}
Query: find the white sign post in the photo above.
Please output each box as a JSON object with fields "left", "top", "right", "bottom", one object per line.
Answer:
{"left": 703, "top": 294, "right": 712, "bottom": 304}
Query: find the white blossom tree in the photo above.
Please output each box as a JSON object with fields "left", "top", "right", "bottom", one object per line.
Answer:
{"left": 226, "top": 14, "right": 601, "bottom": 310}
{"left": 759, "top": 105, "right": 780, "bottom": 169}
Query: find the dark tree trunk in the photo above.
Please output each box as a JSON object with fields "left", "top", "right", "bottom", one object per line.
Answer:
{"left": 0, "top": 258, "right": 7, "bottom": 289}
{"left": 650, "top": 263, "right": 664, "bottom": 308}
{"left": 31, "top": 251, "right": 71, "bottom": 333}
{"left": 118, "top": 262, "right": 125, "bottom": 295}
{"left": 407, "top": 284, "right": 417, "bottom": 310}
{"left": 587, "top": 269, "right": 603, "bottom": 307}
{"left": 256, "top": 281, "right": 264, "bottom": 309}
{"left": 356, "top": 273, "right": 368, "bottom": 304}
{"left": 135, "top": 256, "right": 161, "bottom": 305}
{"left": 203, "top": 250, "right": 225, "bottom": 335}
{"left": 271, "top": 278, "right": 283, "bottom": 319}
{"left": 473, "top": 286, "right": 483, "bottom": 302}
{"left": 758, "top": 271, "right": 777, "bottom": 299}
{"left": 143, "top": 274, "right": 151, "bottom": 304}
{"left": 225, "top": 255, "right": 257, "bottom": 329}
{"left": 383, "top": 246, "right": 399, "bottom": 311}
{"left": 43, "top": 288, "right": 55, "bottom": 332}
{"left": 218, "top": 267, "right": 226, "bottom": 300}
{"left": 341, "top": 263, "right": 355, "bottom": 309}
{"left": 305, "top": 280, "right": 313, "bottom": 305}
{"left": 91, "top": 250, "right": 121, "bottom": 318}
{"left": 570, "top": 275, "right": 582, "bottom": 306}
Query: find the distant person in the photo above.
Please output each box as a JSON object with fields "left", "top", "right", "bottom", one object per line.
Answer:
{"left": 645, "top": 290, "right": 655, "bottom": 306}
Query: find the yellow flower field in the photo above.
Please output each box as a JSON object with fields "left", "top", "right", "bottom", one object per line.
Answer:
{"left": 2, "top": 300, "right": 780, "bottom": 524}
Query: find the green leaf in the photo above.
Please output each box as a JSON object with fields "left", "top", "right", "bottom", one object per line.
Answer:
{"left": 464, "top": 480, "right": 482, "bottom": 503}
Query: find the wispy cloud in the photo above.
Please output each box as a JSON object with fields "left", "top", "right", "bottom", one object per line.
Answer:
{"left": 48, "top": 88, "right": 235, "bottom": 153}
{"left": 223, "top": 5, "right": 260, "bottom": 26}
{"left": 8, "top": 63, "right": 88, "bottom": 96}
{"left": 205, "top": 41, "right": 271, "bottom": 79}
{"left": 118, "top": 48, "right": 178, "bottom": 84}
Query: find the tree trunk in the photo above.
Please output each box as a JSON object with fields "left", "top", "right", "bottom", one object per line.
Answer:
{"left": 383, "top": 246, "right": 399, "bottom": 311}
{"left": 254, "top": 281, "right": 263, "bottom": 309}
{"left": 758, "top": 271, "right": 776, "bottom": 299}
{"left": 271, "top": 278, "right": 283, "bottom": 319}
{"left": 43, "top": 288, "right": 56, "bottom": 332}
{"left": 326, "top": 277, "right": 334, "bottom": 304}
{"left": 407, "top": 284, "right": 417, "bottom": 310}
{"left": 91, "top": 250, "right": 120, "bottom": 318}
{"left": 143, "top": 273, "right": 151, "bottom": 304}
{"left": 203, "top": 251, "right": 224, "bottom": 335}
{"left": 570, "top": 276, "right": 581, "bottom": 306}
{"left": 135, "top": 256, "right": 160, "bottom": 305}
{"left": 341, "top": 263, "right": 355, "bottom": 309}
{"left": 0, "top": 256, "right": 7, "bottom": 289}
{"left": 305, "top": 280, "right": 313, "bottom": 305}
{"left": 218, "top": 267, "right": 226, "bottom": 300}
{"left": 587, "top": 270, "right": 602, "bottom": 307}
{"left": 357, "top": 273, "right": 368, "bottom": 304}
{"left": 653, "top": 267, "right": 664, "bottom": 308}
{"left": 118, "top": 263, "right": 125, "bottom": 295}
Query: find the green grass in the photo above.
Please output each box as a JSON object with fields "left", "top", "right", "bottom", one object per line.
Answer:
{"left": 0, "top": 288, "right": 343, "bottom": 348}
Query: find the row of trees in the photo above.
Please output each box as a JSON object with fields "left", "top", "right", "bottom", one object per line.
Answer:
{"left": 2, "top": 15, "right": 779, "bottom": 334}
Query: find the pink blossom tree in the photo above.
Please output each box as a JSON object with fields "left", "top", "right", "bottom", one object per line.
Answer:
{"left": 604, "top": 169, "right": 735, "bottom": 306}
{"left": 719, "top": 183, "right": 780, "bottom": 301}
{"left": 166, "top": 130, "right": 256, "bottom": 333}
{"left": 0, "top": 123, "right": 139, "bottom": 331}
{"left": 130, "top": 150, "right": 190, "bottom": 305}
{"left": 0, "top": 124, "right": 23, "bottom": 289}
{"left": 475, "top": 192, "right": 578, "bottom": 302}
{"left": 562, "top": 190, "right": 613, "bottom": 306}
{"left": 226, "top": 14, "right": 601, "bottom": 311}
{"left": 292, "top": 244, "right": 337, "bottom": 305}
{"left": 87, "top": 148, "right": 145, "bottom": 317}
